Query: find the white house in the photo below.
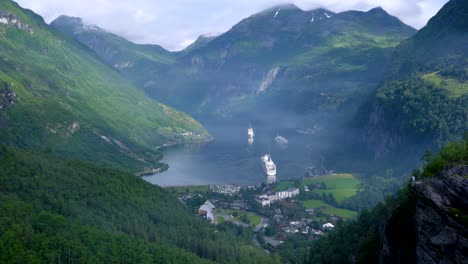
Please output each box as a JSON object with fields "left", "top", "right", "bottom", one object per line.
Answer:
{"left": 198, "top": 200, "right": 215, "bottom": 222}
{"left": 276, "top": 188, "right": 300, "bottom": 199}
{"left": 256, "top": 194, "right": 279, "bottom": 207}
{"left": 322, "top": 223, "right": 335, "bottom": 230}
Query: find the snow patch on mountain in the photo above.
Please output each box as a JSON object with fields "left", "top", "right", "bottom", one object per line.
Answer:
{"left": 274, "top": 9, "right": 280, "bottom": 19}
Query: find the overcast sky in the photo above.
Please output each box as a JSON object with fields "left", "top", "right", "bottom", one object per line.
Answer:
{"left": 15, "top": 0, "right": 449, "bottom": 51}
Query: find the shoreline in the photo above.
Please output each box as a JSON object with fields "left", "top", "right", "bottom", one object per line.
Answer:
{"left": 136, "top": 136, "right": 214, "bottom": 177}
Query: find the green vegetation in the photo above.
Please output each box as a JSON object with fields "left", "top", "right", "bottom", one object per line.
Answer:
{"left": 0, "top": 145, "right": 277, "bottom": 263}
{"left": 275, "top": 180, "right": 295, "bottom": 191}
{"left": 226, "top": 209, "right": 261, "bottom": 227}
{"left": 0, "top": 0, "right": 209, "bottom": 172}
{"left": 51, "top": 5, "right": 415, "bottom": 119}
{"left": 303, "top": 174, "right": 361, "bottom": 202}
{"left": 303, "top": 173, "right": 359, "bottom": 189}
{"left": 314, "top": 189, "right": 358, "bottom": 203}
{"left": 416, "top": 136, "right": 467, "bottom": 179}
{"left": 375, "top": 76, "right": 467, "bottom": 146}
{"left": 302, "top": 200, "right": 356, "bottom": 219}
{"left": 309, "top": 188, "right": 415, "bottom": 264}
{"left": 361, "top": 0, "right": 468, "bottom": 160}
{"left": 217, "top": 216, "right": 226, "bottom": 225}
{"left": 422, "top": 72, "right": 468, "bottom": 98}
{"left": 303, "top": 199, "right": 329, "bottom": 208}
{"left": 168, "top": 185, "right": 210, "bottom": 194}
{"left": 309, "top": 137, "right": 467, "bottom": 263}
{"left": 322, "top": 207, "right": 357, "bottom": 219}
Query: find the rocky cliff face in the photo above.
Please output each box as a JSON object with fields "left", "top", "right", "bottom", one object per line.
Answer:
{"left": 380, "top": 165, "right": 468, "bottom": 264}
{"left": 412, "top": 166, "right": 468, "bottom": 264}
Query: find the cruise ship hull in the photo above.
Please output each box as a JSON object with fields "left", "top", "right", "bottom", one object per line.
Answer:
{"left": 261, "top": 155, "right": 277, "bottom": 176}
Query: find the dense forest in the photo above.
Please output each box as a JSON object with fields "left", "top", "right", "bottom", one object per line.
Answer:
{"left": 0, "top": 145, "right": 279, "bottom": 263}
{"left": 360, "top": 0, "right": 468, "bottom": 161}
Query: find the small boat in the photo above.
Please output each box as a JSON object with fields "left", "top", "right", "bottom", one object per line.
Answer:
{"left": 248, "top": 127, "right": 254, "bottom": 139}
{"left": 274, "top": 134, "right": 288, "bottom": 145}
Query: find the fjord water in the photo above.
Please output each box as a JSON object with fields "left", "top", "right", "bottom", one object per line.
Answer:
{"left": 144, "top": 120, "right": 329, "bottom": 186}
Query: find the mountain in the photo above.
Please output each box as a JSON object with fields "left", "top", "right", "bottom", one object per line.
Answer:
{"left": 0, "top": 2, "right": 279, "bottom": 262}
{"left": 52, "top": 5, "right": 415, "bottom": 126}
{"left": 50, "top": 15, "right": 176, "bottom": 90}
{"left": 182, "top": 33, "right": 220, "bottom": 54}
{"left": 309, "top": 138, "right": 468, "bottom": 263}
{"left": 0, "top": 1, "right": 209, "bottom": 172}
{"left": 359, "top": 0, "right": 468, "bottom": 160}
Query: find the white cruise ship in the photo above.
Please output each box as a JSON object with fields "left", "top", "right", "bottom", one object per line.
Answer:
{"left": 261, "top": 154, "right": 277, "bottom": 176}
{"left": 274, "top": 134, "right": 288, "bottom": 145}
{"left": 248, "top": 127, "right": 254, "bottom": 139}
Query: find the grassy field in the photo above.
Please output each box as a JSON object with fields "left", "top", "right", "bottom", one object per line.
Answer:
{"left": 226, "top": 209, "right": 261, "bottom": 227}
{"left": 422, "top": 72, "right": 468, "bottom": 99}
{"left": 275, "top": 181, "right": 295, "bottom": 191}
{"left": 302, "top": 199, "right": 356, "bottom": 219}
{"left": 323, "top": 207, "right": 357, "bottom": 219}
{"left": 303, "top": 199, "right": 329, "bottom": 208}
{"left": 217, "top": 216, "right": 225, "bottom": 225}
{"left": 303, "top": 173, "right": 360, "bottom": 202}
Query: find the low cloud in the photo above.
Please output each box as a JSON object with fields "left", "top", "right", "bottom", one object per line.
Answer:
{"left": 15, "top": 0, "right": 448, "bottom": 51}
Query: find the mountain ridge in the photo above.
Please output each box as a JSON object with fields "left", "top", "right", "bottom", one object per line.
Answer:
{"left": 0, "top": 0, "right": 209, "bottom": 172}
{"left": 359, "top": 0, "right": 468, "bottom": 161}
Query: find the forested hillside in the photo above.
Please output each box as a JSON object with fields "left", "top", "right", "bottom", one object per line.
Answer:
{"left": 0, "top": 145, "right": 278, "bottom": 263}
{"left": 0, "top": 0, "right": 209, "bottom": 172}
{"left": 360, "top": 0, "right": 468, "bottom": 160}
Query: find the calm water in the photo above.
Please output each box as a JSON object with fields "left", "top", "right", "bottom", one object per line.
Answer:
{"left": 144, "top": 122, "right": 326, "bottom": 186}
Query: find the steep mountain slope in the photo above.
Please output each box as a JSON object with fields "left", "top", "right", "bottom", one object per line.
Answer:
{"left": 360, "top": 0, "right": 468, "bottom": 158}
{"left": 0, "top": 145, "right": 278, "bottom": 263}
{"left": 52, "top": 5, "right": 415, "bottom": 124}
{"left": 0, "top": 1, "right": 209, "bottom": 172}
{"left": 309, "top": 139, "right": 467, "bottom": 263}
{"left": 151, "top": 5, "right": 414, "bottom": 120}
{"left": 50, "top": 15, "right": 175, "bottom": 89}
{"left": 182, "top": 33, "right": 220, "bottom": 54}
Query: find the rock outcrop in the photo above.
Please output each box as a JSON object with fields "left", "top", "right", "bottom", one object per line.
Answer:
{"left": 380, "top": 166, "right": 468, "bottom": 264}
{"left": 0, "top": 83, "right": 15, "bottom": 110}
{"left": 412, "top": 166, "right": 468, "bottom": 264}
{"left": 0, "top": 11, "right": 33, "bottom": 33}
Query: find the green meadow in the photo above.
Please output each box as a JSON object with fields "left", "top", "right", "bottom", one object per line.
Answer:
{"left": 302, "top": 199, "right": 357, "bottom": 219}
{"left": 303, "top": 173, "right": 361, "bottom": 202}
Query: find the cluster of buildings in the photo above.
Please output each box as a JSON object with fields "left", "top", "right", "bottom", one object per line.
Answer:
{"left": 256, "top": 187, "right": 300, "bottom": 206}
{"left": 278, "top": 219, "right": 335, "bottom": 236}
{"left": 209, "top": 185, "right": 241, "bottom": 196}
{"left": 180, "top": 131, "right": 194, "bottom": 137}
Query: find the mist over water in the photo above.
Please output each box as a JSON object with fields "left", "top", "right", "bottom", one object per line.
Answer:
{"left": 144, "top": 117, "right": 337, "bottom": 186}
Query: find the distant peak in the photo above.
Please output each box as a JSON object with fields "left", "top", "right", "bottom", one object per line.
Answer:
{"left": 262, "top": 3, "right": 302, "bottom": 14}
{"left": 273, "top": 3, "right": 301, "bottom": 10}
{"left": 309, "top": 8, "right": 335, "bottom": 15}
{"left": 51, "top": 15, "right": 103, "bottom": 32}
{"left": 367, "top": 6, "right": 389, "bottom": 15}
{"left": 54, "top": 15, "right": 83, "bottom": 25}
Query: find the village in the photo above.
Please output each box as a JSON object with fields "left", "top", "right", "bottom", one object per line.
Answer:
{"left": 172, "top": 173, "right": 360, "bottom": 252}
